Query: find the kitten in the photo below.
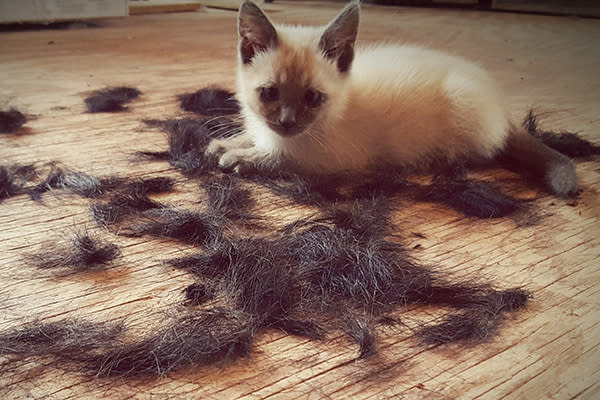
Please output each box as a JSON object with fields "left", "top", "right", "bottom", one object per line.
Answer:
{"left": 207, "top": 0, "right": 577, "bottom": 196}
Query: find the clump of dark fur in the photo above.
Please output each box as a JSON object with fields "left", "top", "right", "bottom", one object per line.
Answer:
{"left": 0, "top": 320, "right": 124, "bottom": 363}
{"left": 417, "top": 178, "right": 523, "bottom": 218}
{"left": 28, "top": 165, "right": 175, "bottom": 201}
{"left": 0, "top": 164, "right": 36, "bottom": 200}
{"left": 244, "top": 167, "right": 523, "bottom": 218}
{"left": 319, "top": 196, "right": 392, "bottom": 238}
{"left": 342, "top": 314, "right": 377, "bottom": 359}
{"left": 27, "top": 232, "right": 120, "bottom": 272}
{"left": 0, "top": 166, "right": 20, "bottom": 200}
{"left": 0, "top": 108, "right": 27, "bottom": 133}
{"left": 416, "top": 285, "right": 530, "bottom": 310}
{"left": 90, "top": 308, "right": 254, "bottom": 377}
{"left": 84, "top": 87, "right": 141, "bottom": 113}
{"left": 347, "top": 167, "right": 410, "bottom": 200}
{"left": 91, "top": 193, "right": 165, "bottom": 226}
{"left": 523, "top": 109, "right": 600, "bottom": 158}
{"left": 167, "top": 208, "right": 528, "bottom": 357}
{"left": 140, "top": 118, "right": 242, "bottom": 176}
{"left": 203, "top": 175, "right": 255, "bottom": 220}
{"left": 29, "top": 166, "right": 103, "bottom": 200}
{"left": 243, "top": 170, "right": 346, "bottom": 206}
{"left": 417, "top": 287, "right": 530, "bottom": 344}
{"left": 0, "top": 196, "right": 530, "bottom": 374}
{"left": 419, "top": 310, "right": 494, "bottom": 344}
{"left": 184, "top": 283, "right": 214, "bottom": 306}
{"left": 0, "top": 309, "right": 254, "bottom": 378}
{"left": 178, "top": 88, "right": 240, "bottom": 116}
{"left": 118, "top": 176, "right": 176, "bottom": 197}
{"left": 124, "top": 208, "right": 225, "bottom": 246}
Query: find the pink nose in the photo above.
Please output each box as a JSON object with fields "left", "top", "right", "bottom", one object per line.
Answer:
{"left": 279, "top": 106, "right": 296, "bottom": 129}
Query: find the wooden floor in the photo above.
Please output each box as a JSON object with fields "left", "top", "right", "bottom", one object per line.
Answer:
{"left": 1, "top": 1, "right": 599, "bottom": 399}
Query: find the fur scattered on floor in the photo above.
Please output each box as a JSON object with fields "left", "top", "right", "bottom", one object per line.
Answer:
{"left": 203, "top": 174, "right": 256, "bottom": 220}
{"left": 164, "top": 204, "right": 529, "bottom": 358}
{"left": 415, "top": 177, "right": 522, "bottom": 218}
{"left": 0, "top": 162, "right": 175, "bottom": 203}
{"left": 0, "top": 309, "right": 254, "bottom": 378}
{"left": 29, "top": 165, "right": 106, "bottom": 200}
{"left": 0, "top": 206, "right": 530, "bottom": 377}
{"left": 123, "top": 207, "right": 226, "bottom": 246}
{"left": 418, "top": 287, "right": 530, "bottom": 345}
{"left": 0, "top": 108, "right": 27, "bottom": 133}
{"left": 84, "top": 87, "right": 141, "bottom": 113}
{"left": 342, "top": 314, "right": 378, "bottom": 359}
{"left": 0, "top": 164, "right": 36, "bottom": 200}
{"left": 32, "top": 168, "right": 175, "bottom": 201}
{"left": 91, "top": 193, "right": 166, "bottom": 226}
{"left": 140, "top": 117, "right": 242, "bottom": 176}
{"left": 8, "top": 88, "right": 595, "bottom": 381}
{"left": 178, "top": 88, "right": 240, "bottom": 116}
{"left": 184, "top": 282, "right": 215, "bottom": 306}
{"left": 243, "top": 169, "right": 526, "bottom": 219}
{"left": 27, "top": 232, "right": 120, "bottom": 273}
{"left": 523, "top": 109, "right": 600, "bottom": 158}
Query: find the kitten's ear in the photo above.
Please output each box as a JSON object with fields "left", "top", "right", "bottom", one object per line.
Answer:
{"left": 238, "top": 1, "right": 278, "bottom": 65}
{"left": 319, "top": 1, "right": 360, "bottom": 73}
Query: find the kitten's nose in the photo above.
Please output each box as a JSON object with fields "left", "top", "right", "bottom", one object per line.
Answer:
{"left": 279, "top": 107, "right": 296, "bottom": 130}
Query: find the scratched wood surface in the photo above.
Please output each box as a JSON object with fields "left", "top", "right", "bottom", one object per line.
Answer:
{"left": 1, "top": 2, "right": 599, "bottom": 399}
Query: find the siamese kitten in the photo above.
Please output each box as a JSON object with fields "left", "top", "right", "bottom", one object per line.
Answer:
{"left": 207, "top": 0, "right": 577, "bottom": 196}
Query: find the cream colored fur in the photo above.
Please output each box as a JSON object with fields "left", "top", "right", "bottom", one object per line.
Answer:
{"left": 213, "top": 5, "right": 509, "bottom": 174}
{"left": 207, "top": 1, "right": 577, "bottom": 196}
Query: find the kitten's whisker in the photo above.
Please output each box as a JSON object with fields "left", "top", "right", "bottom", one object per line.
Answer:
{"left": 208, "top": 124, "right": 243, "bottom": 137}
{"left": 305, "top": 131, "right": 327, "bottom": 149}
{"left": 200, "top": 115, "right": 240, "bottom": 128}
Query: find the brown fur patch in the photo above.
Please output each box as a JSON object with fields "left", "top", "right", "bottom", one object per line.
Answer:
{"left": 273, "top": 42, "right": 315, "bottom": 87}
{"left": 255, "top": 40, "right": 325, "bottom": 137}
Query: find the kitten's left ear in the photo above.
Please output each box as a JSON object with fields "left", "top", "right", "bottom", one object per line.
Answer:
{"left": 319, "top": 1, "right": 360, "bottom": 73}
{"left": 238, "top": 1, "right": 278, "bottom": 65}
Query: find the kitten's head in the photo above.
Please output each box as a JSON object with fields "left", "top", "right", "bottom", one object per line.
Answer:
{"left": 236, "top": 1, "right": 360, "bottom": 138}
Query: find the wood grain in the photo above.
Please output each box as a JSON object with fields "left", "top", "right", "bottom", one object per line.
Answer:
{"left": 1, "top": 1, "right": 599, "bottom": 399}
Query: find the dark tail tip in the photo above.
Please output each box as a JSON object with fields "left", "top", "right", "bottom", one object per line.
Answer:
{"left": 546, "top": 156, "right": 578, "bottom": 197}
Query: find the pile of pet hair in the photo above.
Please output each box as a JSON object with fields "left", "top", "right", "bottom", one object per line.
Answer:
{"left": 0, "top": 108, "right": 27, "bottom": 133}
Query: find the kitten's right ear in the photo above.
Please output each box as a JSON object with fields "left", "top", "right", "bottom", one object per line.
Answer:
{"left": 238, "top": 1, "right": 278, "bottom": 65}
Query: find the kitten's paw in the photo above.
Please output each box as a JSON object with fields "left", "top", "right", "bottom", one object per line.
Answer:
{"left": 205, "top": 138, "right": 228, "bottom": 157}
{"left": 206, "top": 135, "right": 254, "bottom": 160}
{"left": 217, "top": 148, "right": 260, "bottom": 174}
{"left": 218, "top": 150, "right": 243, "bottom": 171}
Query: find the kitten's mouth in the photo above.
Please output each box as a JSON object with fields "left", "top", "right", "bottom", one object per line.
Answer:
{"left": 268, "top": 122, "right": 303, "bottom": 137}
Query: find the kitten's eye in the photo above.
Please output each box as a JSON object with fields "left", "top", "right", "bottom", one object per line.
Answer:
{"left": 259, "top": 86, "right": 279, "bottom": 102}
{"left": 304, "top": 89, "right": 324, "bottom": 107}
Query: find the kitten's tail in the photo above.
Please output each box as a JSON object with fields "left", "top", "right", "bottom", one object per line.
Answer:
{"left": 500, "top": 122, "right": 577, "bottom": 197}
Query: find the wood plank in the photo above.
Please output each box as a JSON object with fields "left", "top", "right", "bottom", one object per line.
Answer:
{"left": 128, "top": 0, "right": 204, "bottom": 15}
{"left": 493, "top": 0, "right": 600, "bottom": 18}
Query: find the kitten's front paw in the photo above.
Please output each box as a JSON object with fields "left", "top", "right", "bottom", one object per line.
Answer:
{"left": 205, "top": 138, "right": 228, "bottom": 158}
{"left": 218, "top": 149, "right": 243, "bottom": 171}
{"left": 217, "top": 148, "right": 260, "bottom": 174}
